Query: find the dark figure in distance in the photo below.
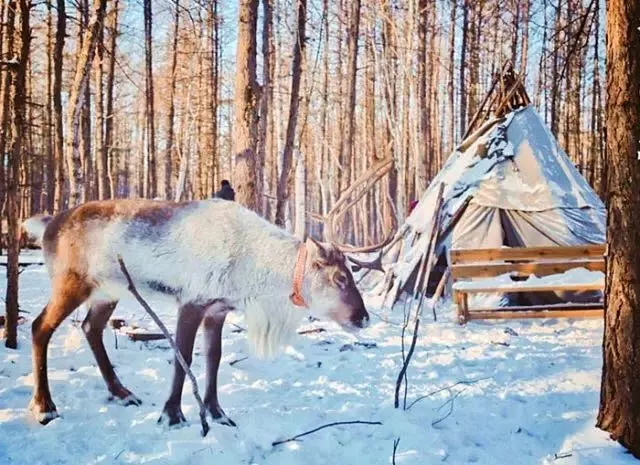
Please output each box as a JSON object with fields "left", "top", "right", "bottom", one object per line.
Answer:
{"left": 214, "top": 180, "right": 235, "bottom": 201}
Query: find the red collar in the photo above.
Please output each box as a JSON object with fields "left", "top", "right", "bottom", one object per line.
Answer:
{"left": 290, "top": 243, "right": 308, "bottom": 308}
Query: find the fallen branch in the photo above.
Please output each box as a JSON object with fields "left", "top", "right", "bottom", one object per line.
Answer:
{"left": 229, "top": 356, "right": 249, "bottom": 366}
{"left": 431, "top": 389, "right": 463, "bottom": 427}
{"left": 117, "top": 256, "right": 210, "bottom": 437}
{"left": 297, "top": 327, "right": 326, "bottom": 335}
{"left": 271, "top": 420, "right": 383, "bottom": 447}
{"left": 406, "top": 376, "right": 492, "bottom": 411}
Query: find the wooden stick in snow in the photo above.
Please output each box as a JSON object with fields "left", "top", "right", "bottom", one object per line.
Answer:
{"left": 117, "top": 256, "right": 210, "bottom": 437}
{"left": 394, "top": 183, "right": 445, "bottom": 409}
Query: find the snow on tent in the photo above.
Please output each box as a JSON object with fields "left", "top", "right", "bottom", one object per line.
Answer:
{"left": 369, "top": 100, "right": 605, "bottom": 310}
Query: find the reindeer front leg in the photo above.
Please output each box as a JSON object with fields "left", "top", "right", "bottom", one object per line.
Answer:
{"left": 202, "top": 311, "right": 235, "bottom": 426}
{"left": 158, "top": 303, "right": 205, "bottom": 427}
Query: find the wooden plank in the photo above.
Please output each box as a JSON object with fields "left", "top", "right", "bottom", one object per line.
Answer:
{"left": 455, "top": 281, "right": 603, "bottom": 294}
{"left": 466, "top": 308, "right": 603, "bottom": 321}
{"left": 451, "top": 259, "right": 605, "bottom": 279}
{"left": 126, "top": 331, "right": 168, "bottom": 342}
{"left": 449, "top": 244, "right": 606, "bottom": 264}
{"left": 467, "top": 302, "right": 603, "bottom": 313}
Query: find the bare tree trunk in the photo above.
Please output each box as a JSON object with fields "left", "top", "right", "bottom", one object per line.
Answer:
{"left": 104, "top": 0, "right": 117, "bottom": 199}
{"left": 207, "top": 0, "right": 219, "bottom": 197}
{"left": 550, "top": 1, "right": 562, "bottom": 136}
{"left": 589, "top": 0, "right": 604, "bottom": 198}
{"left": 275, "top": 0, "right": 306, "bottom": 227}
{"left": 232, "top": 0, "right": 260, "bottom": 210}
{"left": 5, "top": 0, "right": 30, "bottom": 349}
{"left": 53, "top": 0, "right": 65, "bottom": 211}
{"left": 65, "top": 0, "right": 107, "bottom": 207}
{"left": 447, "top": 0, "right": 457, "bottom": 149}
{"left": 340, "top": 0, "right": 361, "bottom": 236}
{"left": 257, "top": 0, "right": 272, "bottom": 213}
{"left": 95, "top": 9, "right": 107, "bottom": 200}
{"left": 45, "top": 0, "right": 54, "bottom": 212}
{"left": 165, "top": 0, "right": 179, "bottom": 200}
{"left": 0, "top": 1, "right": 15, "bottom": 235}
{"left": 597, "top": 0, "right": 640, "bottom": 456}
{"left": 459, "top": 0, "right": 469, "bottom": 136}
{"left": 520, "top": 0, "right": 530, "bottom": 71}
{"left": 143, "top": 0, "right": 156, "bottom": 198}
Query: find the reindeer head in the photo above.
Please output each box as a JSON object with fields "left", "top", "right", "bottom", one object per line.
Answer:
{"left": 304, "top": 239, "right": 370, "bottom": 331}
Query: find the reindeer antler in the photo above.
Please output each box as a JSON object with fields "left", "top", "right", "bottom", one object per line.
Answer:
{"left": 346, "top": 251, "right": 384, "bottom": 272}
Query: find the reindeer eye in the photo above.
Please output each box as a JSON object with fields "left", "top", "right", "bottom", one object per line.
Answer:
{"left": 334, "top": 273, "right": 348, "bottom": 288}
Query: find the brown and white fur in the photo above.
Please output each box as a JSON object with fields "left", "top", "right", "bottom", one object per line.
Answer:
{"left": 23, "top": 198, "right": 369, "bottom": 427}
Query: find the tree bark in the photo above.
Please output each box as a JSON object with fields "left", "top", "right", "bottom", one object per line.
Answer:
{"left": 597, "top": 0, "right": 640, "bottom": 457}
{"left": 447, "top": 0, "right": 457, "bottom": 150}
{"left": 0, "top": 0, "right": 15, "bottom": 237}
{"left": 257, "top": 0, "right": 272, "bottom": 213}
{"left": 104, "top": 0, "right": 118, "bottom": 200}
{"left": 45, "top": 0, "right": 54, "bottom": 212}
{"left": 459, "top": 0, "right": 469, "bottom": 136}
{"left": 95, "top": 8, "right": 107, "bottom": 200}
{"left": 232, "top": 0, "right": 260, "bottom": 210}
{"left": 275, "top": 0, "right": 306, "bottom": 227}
{"left": 52, "top": 0, "right": 65, "bottom": 211}
{"left": 5, "top": 0, "right": 30, "bottom": 349}
{"left": 143, "top": 0, "right": 156, "bottom": 198}
{"left": 165, "top": 0, "right": 179, "bottom": 200}
{"left": 65, "top": 0, "right": 107, "bottom": 207}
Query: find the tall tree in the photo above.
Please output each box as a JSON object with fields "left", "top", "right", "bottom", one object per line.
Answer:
{"left": 95, "top": 5, "right": 107, "bottom": 200}
{"left": 104, "top": 0, "right": 118, "bottom": 199}
{"left": 65, "top": 0, "right": 107, "bottom": 207}
{"left": 257, "top": 0, "right": 273, "bottom": 213}
{"left": 597, "top": 0, "right": 640, "bottom": 457}
{"left": 143, "top": 0, "right": 156, "bottom": 198}
{"left": 275, "top": 0, "right": 306, "bottom": 227}
{"left": 52, "top": 0, "right": 66, "bottom": 211}
{"left": 5, "top": 0, "right": 31, "bottom": 349}
{"left": 232, "top": 0, "right": 260, "bottom": 210}
{"left": 164, "top": 0, "right": 179, "bottom": 200}
{"left": 0, "top": 0, "right": 16, "bottom": 237}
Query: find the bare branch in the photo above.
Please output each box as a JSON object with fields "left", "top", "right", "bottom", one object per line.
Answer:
{"left": 272, "top": 420, "right": 383, "bottom": 447}
{"left": 117, "top": 255, "right": 210, "bottom": 437}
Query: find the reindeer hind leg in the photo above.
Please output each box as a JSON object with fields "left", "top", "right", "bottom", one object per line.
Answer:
{"left": 30, "top": 272, "right": 92, "bottom": 424}
{"left": 82, "top": 300, "right": 142, "bottom": 406}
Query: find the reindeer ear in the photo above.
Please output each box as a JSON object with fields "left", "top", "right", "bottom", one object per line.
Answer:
{"left": 307, "top": 237, "right": 330, "bottom": 263}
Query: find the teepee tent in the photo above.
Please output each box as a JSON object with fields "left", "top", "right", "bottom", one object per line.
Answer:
{"left": 372, "top": 82, "right": 605, "bottom": 308}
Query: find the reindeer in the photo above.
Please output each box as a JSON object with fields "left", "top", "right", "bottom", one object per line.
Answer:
{"left": 23, "top": 199, "right": 371, "bottom": 427}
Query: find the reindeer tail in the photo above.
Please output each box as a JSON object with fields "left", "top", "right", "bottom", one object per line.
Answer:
{"left": 22, "top": 214, "right": 53, "bottom": 247}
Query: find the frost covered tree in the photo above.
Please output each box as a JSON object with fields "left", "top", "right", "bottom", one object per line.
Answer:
{"left": 596, "top": 0, "right": 640, "bottom": 456}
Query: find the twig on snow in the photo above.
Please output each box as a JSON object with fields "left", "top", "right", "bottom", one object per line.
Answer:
{"left": 271, "top": 420, "right": 383, "bottom": 447}
{"left": 392, "top": 437, "right": 401, "bottom": 465}
{"left": 298, "top": 327, "right": 326, "bottom": 335}
{"left": 406, "top": 376, "right": 492, "bottom": 411}
{"left": 117, "top": 256, "right": 210, "bottom": 437}
{"left": 229, "top": 356, "right": 249, "bottom": 366}
{"left": 431, "top": 389, "right": 464, "bottom": 427}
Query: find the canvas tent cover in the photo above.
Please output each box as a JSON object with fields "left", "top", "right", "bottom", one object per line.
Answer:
{"left": 387, "top": 104, "right": 605, "bottom": 299}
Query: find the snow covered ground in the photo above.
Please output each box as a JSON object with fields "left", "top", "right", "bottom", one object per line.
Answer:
{"left": 0, "top": 258, "right": 635, "bottom": 465}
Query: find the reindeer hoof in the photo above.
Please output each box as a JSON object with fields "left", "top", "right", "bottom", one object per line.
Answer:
{"left": 207, "top": 403, "right": 236, "bottom": 427}
{"left": 158, "top": 403, "right": 187, "bottom": 427}
{"left": 109, "top": 393, "right": 142, "bottom": 407}
{"left": 28, "top": 397, "right": 59, "bottom": 425}
{"left": 109, "top": 386, "right": 142, "bottom": 406}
